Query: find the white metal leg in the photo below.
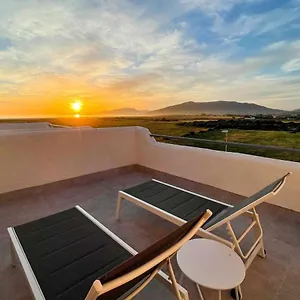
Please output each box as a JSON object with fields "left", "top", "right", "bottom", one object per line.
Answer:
{"left": 196, "top": 284, "right": 205, "bottom": 300}
{"left": 238, "top": 285, "right": 243, "bottom": 299}
{"left": 258, "top": 240, "right": 266, "bottom": 258}
{"left": 231, "top": 285, "right": 242, "bottom": 300}
{"left": 218, "top": 290, "right": 222, "bottom": 300}
{"left": 235, "top": 288, "right": 239, "bottom": 300}
{"left": 115, "top": 194, "right": 123, "bottom": 220}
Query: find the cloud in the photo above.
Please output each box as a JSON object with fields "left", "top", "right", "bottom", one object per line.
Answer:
{"left": 211, "top": 6, "right": 300, "bottom": 40}
{"left": 0, "top": 0, "right": 300, "bottom": 114}
{"left": 282, "top": 58, "right": 300, "bottom": 72}
{"left": 181, "top": 0, "right": 261, "bottom": 13}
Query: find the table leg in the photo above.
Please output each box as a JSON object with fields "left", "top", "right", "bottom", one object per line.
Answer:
{"left": 238, "top": 285, "right": 243, "bottom": 299}
{"left": 196, "top": 284, "right": 205, "bottom": 300}
{"left": 218, "top": 290, "right": 222, "bottom": 300}
{"left": 235, "top": 288, "right": 239, "bottom": 300}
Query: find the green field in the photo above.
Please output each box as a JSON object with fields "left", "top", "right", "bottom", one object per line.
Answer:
{"left": 91, "top": 117, "right": 202, "bottom": 136}
{"left": 176, "top": 130, "right": 300, "bottom": 162}
{"left": 1, "top": 116, "right": 299, "bottom": 162}
{"left": 190, "top": 129, "right": 300, "bottom": 148}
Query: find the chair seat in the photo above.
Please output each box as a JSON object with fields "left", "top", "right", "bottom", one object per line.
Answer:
{"left": 14, "top": 208, "right": 132, "bottom": 300}
{"left": 124, "top": 180, "right": 226, "bottom": 223}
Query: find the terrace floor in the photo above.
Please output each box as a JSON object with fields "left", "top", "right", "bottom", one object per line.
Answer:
{"left": 0, "top": 166, "right": 300, "bottom": 300}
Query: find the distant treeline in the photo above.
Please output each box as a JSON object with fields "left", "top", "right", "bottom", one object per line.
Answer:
{"left": 178, "top": 119, "right": 300, "bottom": 133}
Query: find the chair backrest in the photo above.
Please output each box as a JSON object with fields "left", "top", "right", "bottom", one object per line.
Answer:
{"left": 95, "top": 209, "right": 212, "bottom": 299}
{"left": 203, "top": 172, "right": 291, "bottom": 231}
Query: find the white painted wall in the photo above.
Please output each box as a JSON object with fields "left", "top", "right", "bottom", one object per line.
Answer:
{"left": 0, "top": 127, "right": 137, "bottom": 193}
{"left": 0, "top": 122, "right": 57, "bottom": 135}
{"left": 1, "top": 126, "right": 299, "bottom": 212}
{"left": 0, "top": 122, "right": 51, "bottom": 130}
{"left": 136, "top": 127, "right": 300, "bottom": 212}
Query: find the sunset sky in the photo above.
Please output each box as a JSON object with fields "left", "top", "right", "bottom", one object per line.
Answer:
{"left": 1, "top": 0, "right": 300, "bottom": 116}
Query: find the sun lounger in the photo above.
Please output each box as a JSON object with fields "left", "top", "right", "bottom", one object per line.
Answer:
{"left": 8, "top": 205, "right": 212, "bottom": 300}
{"left": 116, "top": 173, "right": 291, "bottom": 269}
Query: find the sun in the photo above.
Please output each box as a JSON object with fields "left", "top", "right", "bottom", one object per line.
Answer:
{"left": 71, "top": 100, "right": 82, "bottom": 112}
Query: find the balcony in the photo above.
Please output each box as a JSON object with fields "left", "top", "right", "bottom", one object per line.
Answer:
{"left": 0, "top": 126, "right": 300, "bottom": 300}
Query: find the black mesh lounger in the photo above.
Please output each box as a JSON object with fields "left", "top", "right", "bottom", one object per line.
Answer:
{"left": 116, "top": 173, "right": 291, "bottom": 269}
{"left": 8, "top": 205, "right": 212, "bottom": 300}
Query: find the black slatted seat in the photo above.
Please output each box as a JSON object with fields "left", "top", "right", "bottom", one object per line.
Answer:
{"left": 14, "top": 208, "right": 132, "bottom": 300}
{"left": 9, "top": 205, "right": 212, "bottom": 300}
{"left": 124, "top": 180, "right": 226, "bottom": 228}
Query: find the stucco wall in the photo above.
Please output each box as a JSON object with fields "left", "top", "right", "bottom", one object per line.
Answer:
{"left": 136, "top": 127, "right": 300, "bottom": 212}
{"left": 0, "top": 127, "right": 137, "bottom": 193}
{"left": 0, "top": 122, "right": 51, "bottom": 130}
{"left": 1, "top": 126, "right": 299, "bottom": 212}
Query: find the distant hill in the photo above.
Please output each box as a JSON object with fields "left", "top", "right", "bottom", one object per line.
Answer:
{"left": 100, "top": 101, "right": 290, "bottom": 116}
{"left": 102, "top": 108, "right": 148, "bottom": 116}
{"left": 292, "top": 109, "right": 300, "bottom": 113}
{"left": 149, "top": 101, "right": 285, "bottom": 116}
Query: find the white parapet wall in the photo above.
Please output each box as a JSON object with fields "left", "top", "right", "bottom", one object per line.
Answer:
{"left": 0, "top": 127, "right": 137, "bottom": 193}
{"left": 0, "top": 122, "right": 56, "bottom": 136}
{"left": 136, "top": 127, "right": 300, "bottom": 212}
{"left": 0, "top": 126, "right": 299, "bottom": 212}
{"left": 0, "top": 122, "right": 51, "bottom": 130}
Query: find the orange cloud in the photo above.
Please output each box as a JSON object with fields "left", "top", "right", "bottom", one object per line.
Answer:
{"left": 0, "top": 73, "right": 163, "bottom": 116}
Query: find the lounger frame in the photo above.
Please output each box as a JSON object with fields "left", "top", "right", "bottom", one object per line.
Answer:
{"left": 8, "top": 205, "right": 190, "bottom": 300}
{"left": 116, "top": 175, "right": 289, "bottom": 270}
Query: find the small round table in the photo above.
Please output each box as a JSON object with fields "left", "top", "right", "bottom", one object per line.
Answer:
{"left": 177, "top": 239, "right": 245, "bottom": 300}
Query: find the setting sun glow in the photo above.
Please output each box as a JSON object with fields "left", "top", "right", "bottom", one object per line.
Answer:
{"left": 71, "top": 101, "right": 82, "bottom": 112}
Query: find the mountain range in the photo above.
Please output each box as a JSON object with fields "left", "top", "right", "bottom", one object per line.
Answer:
{"left": 148, "top": 101, "right": 285, "bottom": 116}
{"left": 102, "top": 108, "right": 148, "bottom": 116}
{"left": 102, "top": 101, "right": 297, "bottom": 116}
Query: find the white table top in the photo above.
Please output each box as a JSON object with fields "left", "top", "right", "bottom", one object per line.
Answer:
{"left": 177, "top": 239, "right": 245, "bottom": 290}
